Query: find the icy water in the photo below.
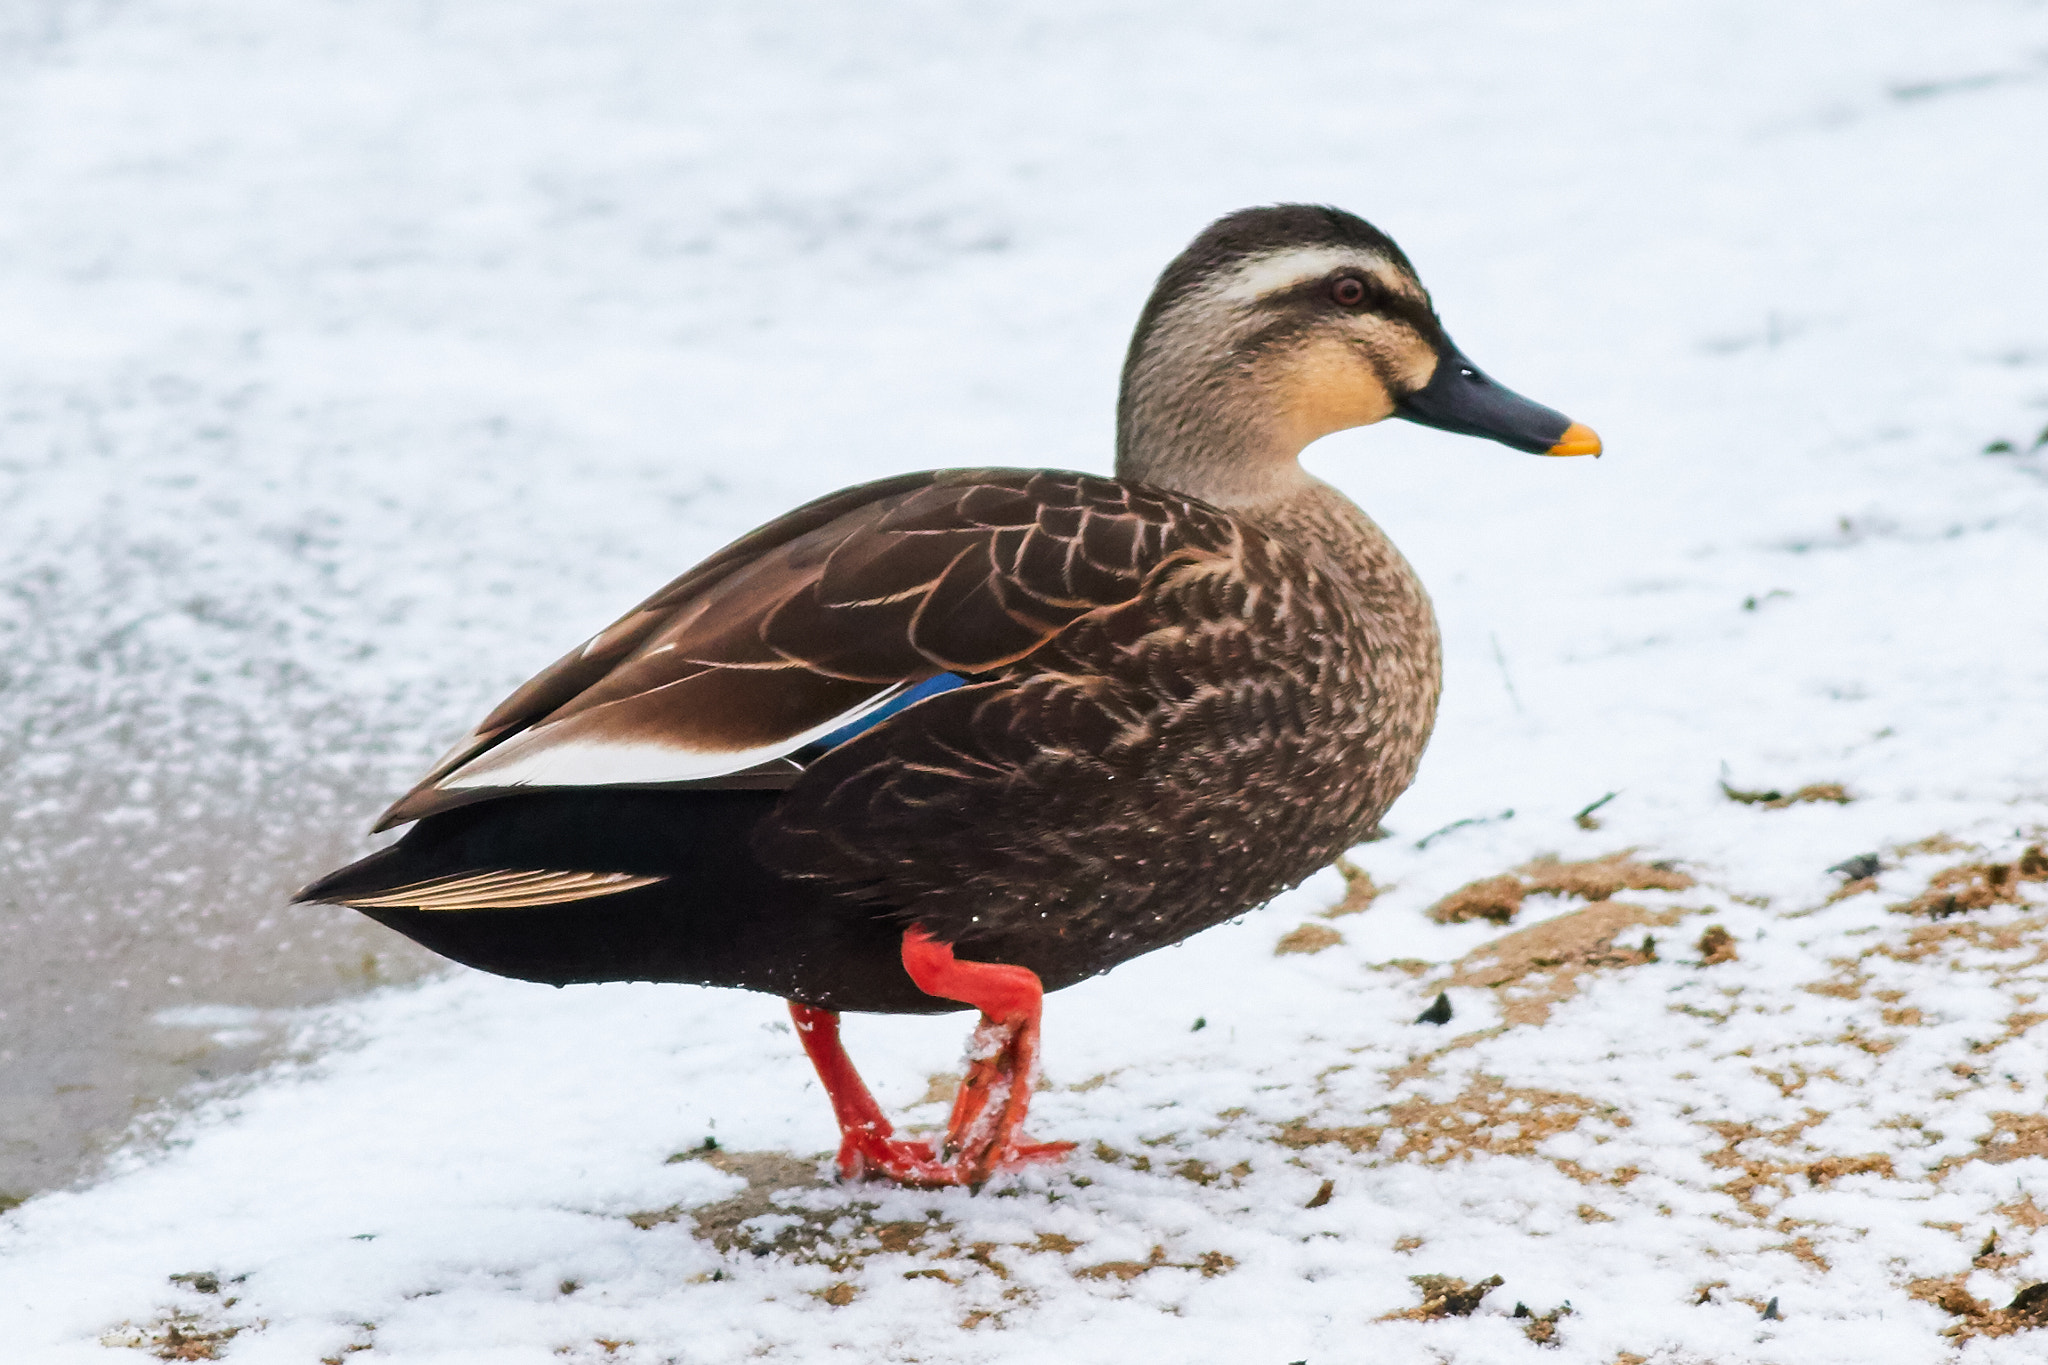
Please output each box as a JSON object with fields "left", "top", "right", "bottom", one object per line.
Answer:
{"left": 0, "top": 387, "right": 446, "bottom": 1197}
{"left": 0, "top": 776, "right": 438, "bottom": 1200}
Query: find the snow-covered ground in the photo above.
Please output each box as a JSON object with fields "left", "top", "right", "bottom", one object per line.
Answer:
{"left": 4, "top": 0, "right": 2048, "bottom": 1360}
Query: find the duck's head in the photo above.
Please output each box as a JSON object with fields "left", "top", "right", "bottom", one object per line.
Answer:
{"left": 1117, "top": 204, "right": 1600, "bottom": 507}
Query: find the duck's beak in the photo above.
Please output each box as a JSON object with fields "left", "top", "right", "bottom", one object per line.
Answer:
{"left": 1395, "top": 342, "right": 1601, "bottom": 457}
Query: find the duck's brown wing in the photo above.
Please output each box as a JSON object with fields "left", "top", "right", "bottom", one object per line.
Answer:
{"left": 374, "top": 468, "right": 1229, "bottom": 831}
{"left": 755, "top": 499, "right": 1412, "bottom": 980}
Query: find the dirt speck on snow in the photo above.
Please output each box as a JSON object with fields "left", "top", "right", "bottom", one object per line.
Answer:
{"left": 1426, "top": 853, "right": 1694, "bottom": 926}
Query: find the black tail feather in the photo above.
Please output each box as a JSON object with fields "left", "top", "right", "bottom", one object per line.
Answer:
{"left": 294, "top": 788, "right": 948, "bottom": 1014}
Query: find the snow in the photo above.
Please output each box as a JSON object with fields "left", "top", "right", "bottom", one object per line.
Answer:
{"left": 4, "top": 0, "right": 2048, "bottom": 1360}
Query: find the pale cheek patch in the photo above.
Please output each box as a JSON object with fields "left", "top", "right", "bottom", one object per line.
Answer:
{"left": 1267, "top": 338, "right": 1398, "bottom": 447}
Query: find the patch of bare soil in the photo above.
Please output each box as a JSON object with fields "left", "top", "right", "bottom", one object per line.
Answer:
{"left": 318, "top": 1325, "right": 376, "bottom": 1365}
{"left": 1275, "top": 923, "right": 1343, "bottom": 955}
{"left": 1907, "top": 1275, "right": 2048, "bottom": 1339}
{"left": 631, "top": 1149, "right": 831, "bottom": 1252}
{"left": 1696, "top": 924, "right": 1739, "bottom": 964}
{"left": 1379, "top": 1272, "right": 1503, "bottom": 1320}
{"left": 1428, "top": 874, "right": 1527, "bottom": 926}
{"left": 100, "top": 1313, "right": 244, "bottom": 1361}
{"left": 1513, "top": 1299, "right": 1574, "bottom": 1346}
{"left": 100, "top": 1272, "right": 256, "bottom": 1361}
{"left": 1890, "top": 847, "right": 2048, "bottom": 919}
{"left": 1942, "top": 1112, "right": 2048, "bottom": 1171}
{"left": 1698, "top": 1113, "right": 1895, "bottom": 1219}
{"left": 1274, "top": 858, "right": 1387, "bottom": 952}
{"left": 1720, "top": 780, "right": 1853, "bottom": 809}
{"left": 1437, "top": 899, "right": 1685, "bottom": 1025}
{"left": 631, "top": 1150, "right": 980, "bottom": 1276}
{"left": 1072, "top": 1245, "right": 1236, "bottom": 1281}
{"left": 1278, "top": 1074, "right": 1631, "bottom": 1184}
{"left": 1088, "top": 1141, "right": 1251, "bottom": 1187}
{"left": 628, "top": 1147, "right": 1231, "bottom": 1316}
{"left": 1873, "top": 912, "right": 2048, "bottom": 973}
{"left": 1324, "top": 857, "right": 1383, "bottom": 917}
{"left": 1892, "top": 834, "right": 1979, "bottom": 857}
{"left": 2000, "top": 1194, "right": 2048, "bottom": 1231}
{"left": 1427, "top": 852, "right": 1694, "bottom": 926}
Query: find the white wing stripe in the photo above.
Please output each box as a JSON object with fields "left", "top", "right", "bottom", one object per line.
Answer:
{"left": 437, "top": 680, "right": 915, "bottom": 792}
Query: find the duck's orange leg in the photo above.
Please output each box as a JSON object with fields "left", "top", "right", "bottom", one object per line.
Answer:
{"left": 788, "top": 1001, "right": 951, "bottom": 1183}
{"left": 900, "top": 925, "right": 1075, "bottom": 1185}
{"left": 786, "top": 927, "right": 1073, "bottom": 1187}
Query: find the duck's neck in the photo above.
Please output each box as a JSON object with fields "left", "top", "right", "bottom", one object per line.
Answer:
{"left": 1116, "top": 351, "right": 1391, "bottom": 596}
{"left": 1115, "top": 404, "right": 1306, "bottom": 511}
{"left": 1115, "top": 319, "right": 1309, "bottom": 510}
{"left": 1114, "top": 342, "right": 1439, "bottom": 669}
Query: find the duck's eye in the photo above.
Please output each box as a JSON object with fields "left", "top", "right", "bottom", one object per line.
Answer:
{"left": 1330, "top": 276, "right": 1367, "bottom": 307}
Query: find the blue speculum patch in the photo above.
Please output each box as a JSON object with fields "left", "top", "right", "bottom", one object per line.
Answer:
{"left": 809, "top": 672, "right": 967, "bottom": 751}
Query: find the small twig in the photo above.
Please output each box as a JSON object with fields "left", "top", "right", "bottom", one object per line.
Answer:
{"left": 1415, "top": 809, "right": 1514, "bottom": 851}
{"left": 1489, "top": 632, "right": 1525, "bottom": 717}
{"left": 1573, "top": 791, "right": 1618, "bottom": 829}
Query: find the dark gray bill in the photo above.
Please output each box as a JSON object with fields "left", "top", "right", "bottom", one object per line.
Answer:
{"left": 1395, "top": 342, "right": 1597, "bottom": 457}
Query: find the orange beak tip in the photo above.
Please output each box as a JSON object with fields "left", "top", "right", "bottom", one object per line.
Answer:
{"left": 1546, "top": 422, "right": 1603, "bottom": 458}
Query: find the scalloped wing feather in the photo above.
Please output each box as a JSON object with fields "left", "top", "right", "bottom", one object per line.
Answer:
{"left": 753, "top": 516, "right": 1429, "bottom": 970}
{"left": 373, "top": 470, "right": 1217, "bottom": 830}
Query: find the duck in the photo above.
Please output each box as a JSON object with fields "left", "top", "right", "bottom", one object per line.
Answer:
{"left": 297, "top": 204, "right": 1599, "bottom": 1187}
